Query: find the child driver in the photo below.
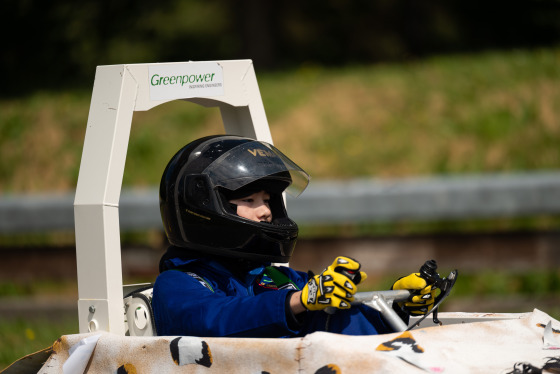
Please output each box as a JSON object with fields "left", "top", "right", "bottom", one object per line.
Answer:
{"left": 152, "top": 135, "right": 437, "bottom": 337}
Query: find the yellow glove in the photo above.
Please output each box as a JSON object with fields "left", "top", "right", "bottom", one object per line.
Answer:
{"left": 392, "top": 273, "right": 438, "bottom": 316}
{"left": 301, "top": 256, "right": 367, "bottom": 311}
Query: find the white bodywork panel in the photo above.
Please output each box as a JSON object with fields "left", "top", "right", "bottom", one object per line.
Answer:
{"left": 74, "top": 60, "right": 273, "bottom": 334}
{"left": 30, "top": 309, "right": 560, "bottom": 374}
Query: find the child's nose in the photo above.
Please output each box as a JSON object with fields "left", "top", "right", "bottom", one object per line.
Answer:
{"left": 256, "top": 204, "right": 272, "bottom": 222}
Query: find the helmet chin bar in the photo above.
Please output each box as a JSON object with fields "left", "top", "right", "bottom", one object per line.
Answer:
{"left": 176, "top": 213, "right": 299, "bottom": 264}
{"left": 173, "top": 230, "right": 297, "bottom": 265}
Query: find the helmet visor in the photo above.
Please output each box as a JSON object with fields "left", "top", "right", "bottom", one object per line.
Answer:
{"left": 202, "top": 141, "right": 310, "bottom": 197}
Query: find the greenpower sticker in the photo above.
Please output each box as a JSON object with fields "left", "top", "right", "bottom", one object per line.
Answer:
{"left": 148, "top": 62, "right": 224, "bottom": 101}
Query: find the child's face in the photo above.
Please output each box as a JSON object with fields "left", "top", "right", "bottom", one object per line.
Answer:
{"left": 229, "top": 190, "right": 272, "bottom": 223}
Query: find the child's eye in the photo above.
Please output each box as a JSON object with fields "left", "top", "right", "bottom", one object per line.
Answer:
{"left": 242, "top": 198, "right": 254, "bottom": 203}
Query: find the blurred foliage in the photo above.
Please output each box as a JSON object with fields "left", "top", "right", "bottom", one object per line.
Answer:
{"left": 0, "top": 279, "right": 77, "bottom": 298}
{"left": 450, "top": 270, "right": 560, "bottom": 296}
{"left": 299, "top": 215, "right": 560, "bottom": 238}
{"left": 1, "top": 47, "right": 559, "bottom": 194}
{"left": 3, "top": 0, "right": 560, "bottom": 96}
{"left": 370, "top": 270, "right": 560, "bottom": 298}
{"left": 0, "top": 316, "right": 77, "bottom": 371}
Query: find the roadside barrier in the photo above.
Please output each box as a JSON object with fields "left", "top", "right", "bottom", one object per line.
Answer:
{"left": 1, "top": 171, "right": 560, "bottom": 234}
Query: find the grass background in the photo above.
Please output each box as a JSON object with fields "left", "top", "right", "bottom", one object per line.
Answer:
{"left": 2, "top": 48, "right": 560, "bottom": 193}
{"left": 1, "top": 47, "right": 560, "bottom": 369}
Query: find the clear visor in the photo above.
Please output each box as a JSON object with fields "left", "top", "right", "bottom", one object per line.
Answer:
{"left": 202, "top": 141, "right": 310, "bottom": 197}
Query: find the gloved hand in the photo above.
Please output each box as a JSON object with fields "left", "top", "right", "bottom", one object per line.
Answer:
{"left": 301, "top": 256, "right": 367, "bottom": 311}
{"left": 392, "top": 273, "right": 438, "bottom": 316}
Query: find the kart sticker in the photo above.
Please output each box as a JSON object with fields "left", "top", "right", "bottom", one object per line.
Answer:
{"left": 170, "top": 336, "right": 212, "bottom": 367}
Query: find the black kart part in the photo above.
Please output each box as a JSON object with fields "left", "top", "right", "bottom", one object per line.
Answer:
{"left": 406, "top": 260, "right": 459, "bottom": 330}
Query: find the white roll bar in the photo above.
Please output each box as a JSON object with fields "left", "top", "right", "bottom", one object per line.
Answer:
{"left": 74, "top": 60, "right": 273, "bottom": 334}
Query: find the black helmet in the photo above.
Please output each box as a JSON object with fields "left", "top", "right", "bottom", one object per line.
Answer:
{"left": 159, "top": 135, "right": 310, "bottom": 263}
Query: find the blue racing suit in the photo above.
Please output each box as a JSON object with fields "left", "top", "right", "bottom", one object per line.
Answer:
{"left": 152, "top": 251, "right": 398, "bottom": 338}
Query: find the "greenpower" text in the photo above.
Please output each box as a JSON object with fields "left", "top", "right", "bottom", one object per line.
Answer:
{"left": 150, "top": 73, "right": 216, "bottom": 86}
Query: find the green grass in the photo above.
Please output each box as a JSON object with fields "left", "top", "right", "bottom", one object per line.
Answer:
{"left": 449, "top": 270, "right": 560, "bottom": 297}
{"left": 299, "top": 215, "right": 560, "bottom": 238}
{"left": 1, "top": 48, "right": 560, "bottom": 194}
{"left": 0, "top": 316, "right": 78, "bottom": 371}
